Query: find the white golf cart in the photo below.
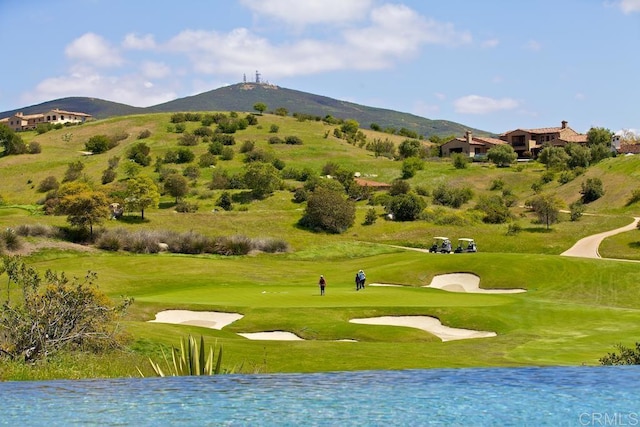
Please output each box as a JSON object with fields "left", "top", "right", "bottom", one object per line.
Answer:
{"left": 454, "top": 238, "right": 477, "bottom": 253}
{"left": 429, "top": 237, "right": 452, "bottom": 253}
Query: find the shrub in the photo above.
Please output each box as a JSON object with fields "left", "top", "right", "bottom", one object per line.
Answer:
{"left": 569, "top": 200, "right": 585, "bottom": 221}
{"left": 490, "top": 179, "right": 505, "bottom": 191}
{"left": 292, "top": 188, "right": 308, "bottom": 203}
{"left": 216, "top": 192, "right": 233, "bottom": 211}
{"left": 214, "top": 235, "right": 252, "bottom": 255}
{"left": 540, "top": 171, "right": 555, "bottom": 184}
{"left": 581, "top": 178, "right": 604, "bottom": 203}
{"left": 127, "top": 142, "right": 152, "bottom": 166}
{"left": 178, "top": 133, "right": 198, "bottom": 146}
{"left": 175, "top": 201, "right": 199, "bottom": 213}
{"left": 193, "top": 127, "right": 213, "bottom": 138}
{"left": 475, "top": 195, "right": 512, "bottom": 224}
{"left": 199, "top": 152, "right": 217, "bottom": 168}
{"left": 387, "top": 193, "right": 426, "bottom": 221}
{"left": 85, "top": 135, "right": 110, "bottom": 153}
{"left": 220, "top": 147, "right": 234, "bottom": 161}
{"left": 182, "top": 165, "right": 200, "bottom": 180}
{"left": 269, "top": 124, "right": 279, "bottom": 133}
{"left": 240, "top": 140, "right": 255, "bottom": 153}
{"left": 62, "top": 161, "right": 85, "bottom": 182}
{"left": 268, "top": 136, "right": 284, "bottom": 144}
{"left": 14, "top": 224, "right": 59, "bottom": 237}
{"left": 253, "top": 237, "right": 289, "bottom": 253}
{"left": 284, "top": 135, "right": 303, "bottom": 145}
{"left": 1, "top": 228, "right": 22, "bottom": 251}
{"left": 212, "top": 134, "right": 236, "bottom": 146}
{"left": 363, "top": 208, "right": 378, "bottom": 225}
{"left": 299, "top": 187, "right": 355, "bottom": 233}
{"left": 401, "top": 157, "right": 424, "bottom": 179}
{"left": 627, "top": 189, "right": 640, "bottom": 206}
{"left": 432, "top": 184, "right": 473, "bottom": 208}
{"left": 38, "top": 176, "right": 60, "bottom": 193}
{"left": 452, "top": 153, "right": 469, "bottom": 169}
{"left": 389, "top": 179, "right": 411, "bottom": 196}
{"left": 506, "top": 223, "right": 522, "bottom": 235}
{"left": 27, "top": 142, "right": 42, "bottom": 154}
{"left": 101, "top": 168, "right": 117, "bottom": 185}
{"left": 137, "top": 129, "right": 151, "bottom": 139}
{"left": 600, "top": 342, "right": 640, "bottom": 365}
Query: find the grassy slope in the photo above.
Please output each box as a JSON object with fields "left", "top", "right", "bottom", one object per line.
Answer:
{"left": 2, "top": 113, "right": 640, "bottom": 378}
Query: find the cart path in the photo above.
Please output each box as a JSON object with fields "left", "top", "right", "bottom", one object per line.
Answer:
{"left": 560, "top": 217, "right": 640, "bottom": 259}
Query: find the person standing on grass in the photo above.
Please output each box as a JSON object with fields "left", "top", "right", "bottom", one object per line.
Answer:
{"left": 319, "top": 275, "right": 326, "bottom": 295}
{"left": 357, "top": 270, "right": 366, "bottom": 290}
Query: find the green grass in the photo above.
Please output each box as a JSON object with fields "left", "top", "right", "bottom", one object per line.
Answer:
{"left": 3, "top": 113, "right": 640, "bottom": 379}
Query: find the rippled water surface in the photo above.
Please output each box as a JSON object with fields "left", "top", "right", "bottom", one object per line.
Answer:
{"left": 1, "top": 366, "right": 639, "bottom": 426}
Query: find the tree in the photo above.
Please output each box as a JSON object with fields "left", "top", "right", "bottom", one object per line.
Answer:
{"left": 387, "top": 193, "right": 426, "bottom": 221}
{"left": 564, "top": 143, "right": 591, "bottom": 169}
{"left": 538, "top": 146, "right": 569, "bottom": 170}
{"left": 164, "top": 173, "right": 189, "bottom": 203}
{"left": 216, "top": 191, "right": 233, "bottom": 211}
{"left": 528, "top": 193, "right": 563, "bottom": 229}
{"left": 56, "top": 183, "right": 111, "bottom": 237}
{"left": 253, "top": 102, "right": 267, "bottom": 115}
{"left": 340, "top": 119, "right": 360, "bottom": 136}
{"left": 62, "top": 160, "right": 85, "bottom": 182}
{"left": 299, "top": 187, "right": 355, "bottom": 233}
{"left": 398, "top": 139, "right": 422, "bottom": 159}
{"left": 487, "top": 144, "right": 517, "bottom": 167}
{"left": 401, "top": 157, "right": 424, "bottom": 179}
{"left": 587, "top": 127, "right": 613, "bottom": 147}
{"left": 85, "top": 135, "right": 110, "bottom": 154}
{"left": 125, "top": 176, "right": 160, "bottom": 219}
{"left": 127, "top": 142, "right": 152, "bottom": 166}
{"left": 581, "top": 178, "right": 604, "bottom": 203}
{"left": 243, "top": 162, "right": 282, "bottom": 198}
{"left": 0, "top": 123, "right": 27, "bottom": 155}
{"left": 0, "top": 257, "right": 131, "bottom": 361}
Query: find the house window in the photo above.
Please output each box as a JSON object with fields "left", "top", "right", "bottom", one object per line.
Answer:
{"left": 52, "top": 116, "right": 57, "bottom": 121}
{"left": 61, "top": 116, "right": 64, "bottom": 120}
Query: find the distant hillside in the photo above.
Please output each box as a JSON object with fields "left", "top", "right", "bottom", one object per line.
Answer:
{"left": 1, "top": 84, "right": 491, "bottom": 138}
{"left": 0, "top": 97, "right": 145, "bottom": 120}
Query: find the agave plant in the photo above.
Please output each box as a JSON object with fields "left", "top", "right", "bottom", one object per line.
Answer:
{"left": 140, "top": 335, "right": 223, "bottom": 377}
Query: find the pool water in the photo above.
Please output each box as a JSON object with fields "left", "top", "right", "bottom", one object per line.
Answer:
{"left": 1, "top": 366, "right": 639, "bottom": 426}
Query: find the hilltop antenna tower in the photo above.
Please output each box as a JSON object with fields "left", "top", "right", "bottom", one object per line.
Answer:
{"left": 243, "top": 73, "right": 247, "bottom": 83}
{"left": 255, "top": 70, "right": 261, "bottom": 84}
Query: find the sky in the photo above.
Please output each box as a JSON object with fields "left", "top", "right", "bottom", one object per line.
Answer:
{"left": 1, "top": 0, "right": 639, "bottom": 134}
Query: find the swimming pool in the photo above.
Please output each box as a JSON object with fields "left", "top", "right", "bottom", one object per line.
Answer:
{"left": 1, "top": 366, "right": 638, "bottom": 426}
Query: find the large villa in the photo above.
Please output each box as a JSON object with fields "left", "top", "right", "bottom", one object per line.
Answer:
{"left": 0, "top": 108, "right": 92, "bottom": 132}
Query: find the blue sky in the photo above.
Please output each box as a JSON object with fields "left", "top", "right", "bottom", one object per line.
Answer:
{"left": 1, "top": 0, "right": 638, "bottom": 134}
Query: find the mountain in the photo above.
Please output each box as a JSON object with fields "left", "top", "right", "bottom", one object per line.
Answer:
{"left": 0, "top": 84, "right": 491, "bottom": 137}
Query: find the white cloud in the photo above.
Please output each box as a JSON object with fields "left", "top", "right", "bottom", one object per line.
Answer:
{"left": 24, "top": 70, "right": 177, "bottom": 108}
{"left": 140, "top": 61, "right": 171, "bottom": 79}
{"left": 525, "top": 40, "right": 542, "bottom": 51}
{"left": 123, "top": 33, "right": 156, "bottom": 50}
{"left": 64, "top": 33, "right": 123, "bottom": 67}
{"left": 619, "top": 0, "right": 640, "bottom": 13}
{"left": 481, "top": 38, "right": 499, "bottom": 48}
{"left": 453, "top": 95, "right": 519, "bottom": 114}
{"left": 239, "top": 0, "right": 372, "bottom": 26}
{"left": 163, "top": 3, "right": 472, "bottom": 79}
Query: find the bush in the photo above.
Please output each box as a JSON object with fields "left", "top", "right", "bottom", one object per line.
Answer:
{"left": 240, "top": 140, "right": 255, "bottom": 153}
{"left": 475, "top": 195, "right": 512, "bottom": 224}
{"left": 38, "top": 176, "right": 60, "bottom": 193}
{"left": 284, "top": 136, "right": 303, "bottom": 145}
{"left": 178, "top": 133, "right": 198, "bottom": 146}
{"left": 216, "top": 192, "right": 233, "bottom": 211}
{"left": 490, "top": 179, "right": 504, "bottom": 191}
{"left": 569, "top": 200, "right": 585, "bottom": 221}
{"left": 432, "top": 184, "right": 473, "bottom": 208}
{"left": 401, "top": 157, "right": 424, "bottom": 179}
{"left": 220, "top": 147, "right": 235, "bottom": 161}
{"left": 452, "top": 153, "right": 470, "bottom": 169}
{"left": 387, "top": 193, "right": 426, "bottom": 221}
{"left": 175, "top": 201, "right": 199, "bottom": 213}
{"left": 299, "top": 187, "right": 355, "bottom": 233}
{"left": 581, "top": 178, "right": 604, "bottom": 203}
{"left": 600, "top": 342, "right": 640, "bottom": 365}
{"left": 268, "top": 136, "right": 284, "bottom": 144}
{"left": 0, "top": 228, "right": 22, "bottom": 251}
{"left": 85, "top": 135, "right": 110, "bottom": 154}
{"left": 199, "top": 152, "right": 217, "bottom": 168}
{"left": 127, "top": 142, "right": 152, "bottom": 166}
{"left": 292, "top": 188, "right": 308, "bottom": 203}
{"left": 27, "top": 141, "right": 42, "bottom": 154}
{"left": 627, "top": 189, "right": 640, "bottom": 206}
{"left": 363, "top": 208, "right": 378, "bottom": 225}
{"left": 101, "top": 168, "right": 117, "bottom": 185}
{"left": 269, "top": 124, "right": 279, "bottom": 133}
{"left": 506, "top": 223, "right": 522, "bottom": 235}
{"left": 137, "top": 129, "right": 151, "bottom": 139}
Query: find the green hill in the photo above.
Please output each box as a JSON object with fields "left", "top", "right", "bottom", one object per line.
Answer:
{"left": 0, "top": 83, "right": 490, "bottom": 138}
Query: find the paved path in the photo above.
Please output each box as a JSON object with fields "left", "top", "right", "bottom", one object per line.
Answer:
{"left": 560, "top": 217, "right": 640, "bottom": 259}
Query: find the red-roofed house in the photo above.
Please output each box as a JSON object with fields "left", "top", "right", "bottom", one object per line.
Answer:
{"left": 499, "top": 120, "right": 586, "bottom": 157}
{"left": 441, "top": 131, "right": 507, "bottom": 158}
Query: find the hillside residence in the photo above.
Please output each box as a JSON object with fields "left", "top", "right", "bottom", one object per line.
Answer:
{"left": 499, "top": 120, "right": 587, "bottom": 157}
{"left": 0, "top": 109, "right": 92, "bottom": 131}
{"left": 613, "top": 129, "right": 640, "bottom": 154}
{"left": 440, "top": 131, "right": 507, "bottom": 158}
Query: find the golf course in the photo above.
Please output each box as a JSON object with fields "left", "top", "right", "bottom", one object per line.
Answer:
{"left": 2, "top": 111, "right": 640, "bottom": 380}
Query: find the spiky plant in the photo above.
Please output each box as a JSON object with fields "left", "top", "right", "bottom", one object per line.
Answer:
{"left": 140, "top": 335, "right": 223, "bottom": 377}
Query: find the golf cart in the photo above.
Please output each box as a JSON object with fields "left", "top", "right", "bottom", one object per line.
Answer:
{"left": 430, "top": 237, "right": 452, "bottom": 253}
{"left": 454, "top": 238, "right": 477, "bottom": 253}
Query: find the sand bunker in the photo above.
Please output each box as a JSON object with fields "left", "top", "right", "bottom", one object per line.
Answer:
{"left": 426, "top": 273, "right": 526, "bottom": 294}
{"left": 350, "top": 316, "right": 496, "bottom": 342}
{"left": 238, "top": 332, "right": 303, "bottom": 341}
{"left": 150, "top": 310, "right": 303, "bottom": 341}
{"left": 150, "top": 310, "right": 243, "bottom": 329}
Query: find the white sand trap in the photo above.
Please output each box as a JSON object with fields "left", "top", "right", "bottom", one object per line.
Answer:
{"left": 426, "top": 273, "right": 526, "bottom": 294}
{"left": 350, "top": 316, "right": 496, "bottom": 342}
{"left": 369, "top": 283, "right": 404, "bottom": 287}
{"left": 150, "top": 310, "right": 243, "bottom": 330}
{"left": 238, "top": 331, "right": 304, "bottom": 341}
